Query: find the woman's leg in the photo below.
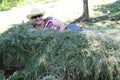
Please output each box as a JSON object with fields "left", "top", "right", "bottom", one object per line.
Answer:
{"left": 66, "top": 24, "right": 83, "bottom": 32}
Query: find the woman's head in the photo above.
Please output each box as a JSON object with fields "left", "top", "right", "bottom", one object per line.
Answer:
{"left": 27, "top": 8, "right": 45, "bottom": 25}
{"left": 27, "top": 8, "right": 45, "bottom": 20}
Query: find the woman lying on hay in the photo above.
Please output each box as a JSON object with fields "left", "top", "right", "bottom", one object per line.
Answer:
{"left": 27, "top": 7, "right": 102, "bottom": 35}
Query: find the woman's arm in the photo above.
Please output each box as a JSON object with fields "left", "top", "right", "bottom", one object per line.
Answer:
{"left": 52, "top": 18, "right": 66, "bottom": 31}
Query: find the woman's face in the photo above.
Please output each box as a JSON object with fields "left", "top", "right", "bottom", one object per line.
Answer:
{"left": 31, "top": 15, "right": 43, "bottom": 25}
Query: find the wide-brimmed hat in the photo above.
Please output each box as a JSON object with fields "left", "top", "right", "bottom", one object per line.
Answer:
{"left": 27, "top": 8, "right": 45, "bottom": 20}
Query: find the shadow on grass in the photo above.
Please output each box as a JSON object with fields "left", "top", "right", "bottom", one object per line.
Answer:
{"left": 72, "top": 0, "right": 120, "bottom": 23}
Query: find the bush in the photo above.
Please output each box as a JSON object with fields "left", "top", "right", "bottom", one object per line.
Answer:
{"left": 0, "top": 22, "right": 120, "bottom": 80}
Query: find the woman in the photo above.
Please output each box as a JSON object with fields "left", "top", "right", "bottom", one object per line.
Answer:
{"left": 27, "top": 8, "right": 66, "bottom": 32}
{"left": 27, "top": 8, "right": 101, "bottom": 35}
{"left": 27, "top": 7, "right": 85, "bottom": 32}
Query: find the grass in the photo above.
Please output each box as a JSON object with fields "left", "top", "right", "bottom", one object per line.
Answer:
{"left": 0, "top": 0, "right": 56, "bottom": 11}
{"left": 0, "top": 0, "right": 22, "bottom": 11}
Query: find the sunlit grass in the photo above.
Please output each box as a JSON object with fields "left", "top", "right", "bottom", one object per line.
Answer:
{"left": 0, "top": 0, "right": 55, "bottom": 11}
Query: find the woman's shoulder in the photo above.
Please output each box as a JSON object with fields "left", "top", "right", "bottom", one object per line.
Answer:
{"left": 44, "top": 17, "right": 53, "bottom": 21}
{"left": 44, "top": 17, "right": 53, "bottom": 24}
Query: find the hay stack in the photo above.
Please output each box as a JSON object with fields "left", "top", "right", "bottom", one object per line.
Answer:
{"left": 0, "top": 22, "right": 120, "bottom": 80}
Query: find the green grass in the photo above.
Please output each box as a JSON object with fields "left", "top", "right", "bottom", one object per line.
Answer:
{"left": 0, "top": 0, "right": 56, "bottom": 11}
{"left": 0, "top": 0, "right": 17, "bottom": 11}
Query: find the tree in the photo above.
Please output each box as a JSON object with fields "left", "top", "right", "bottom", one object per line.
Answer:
{"left": 72, "top": 0, "right": 89, "bottom": 23}
{"left": 82, "top": 0, "right": 89, "bottom": 21}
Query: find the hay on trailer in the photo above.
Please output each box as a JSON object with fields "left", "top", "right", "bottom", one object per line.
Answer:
{"left": 0, "top": 22, "right": 120, "bottom": 80}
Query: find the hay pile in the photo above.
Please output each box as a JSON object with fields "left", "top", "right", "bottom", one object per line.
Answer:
{"left": 0, "top": 22, "right": 120, "bottom": 80}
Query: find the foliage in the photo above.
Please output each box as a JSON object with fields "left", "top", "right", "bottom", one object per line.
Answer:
{"left": 98, "top": 0, "right": 119, "bottom": 15}
{"left": 0, "top": 0, "right": 18, "bottom": 11}
{"left": 0, "top": 22, "right": 120, "bottom": 80}
{"left": 94, "top": 0, "right": 120, "bottom": 17}
{"left": 0, "top": 0, "right": 55, "bottom": 11}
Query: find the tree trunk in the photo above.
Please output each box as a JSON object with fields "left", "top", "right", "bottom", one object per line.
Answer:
{"left": 82, "top": 0, "right": 89, "bottom": 21}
